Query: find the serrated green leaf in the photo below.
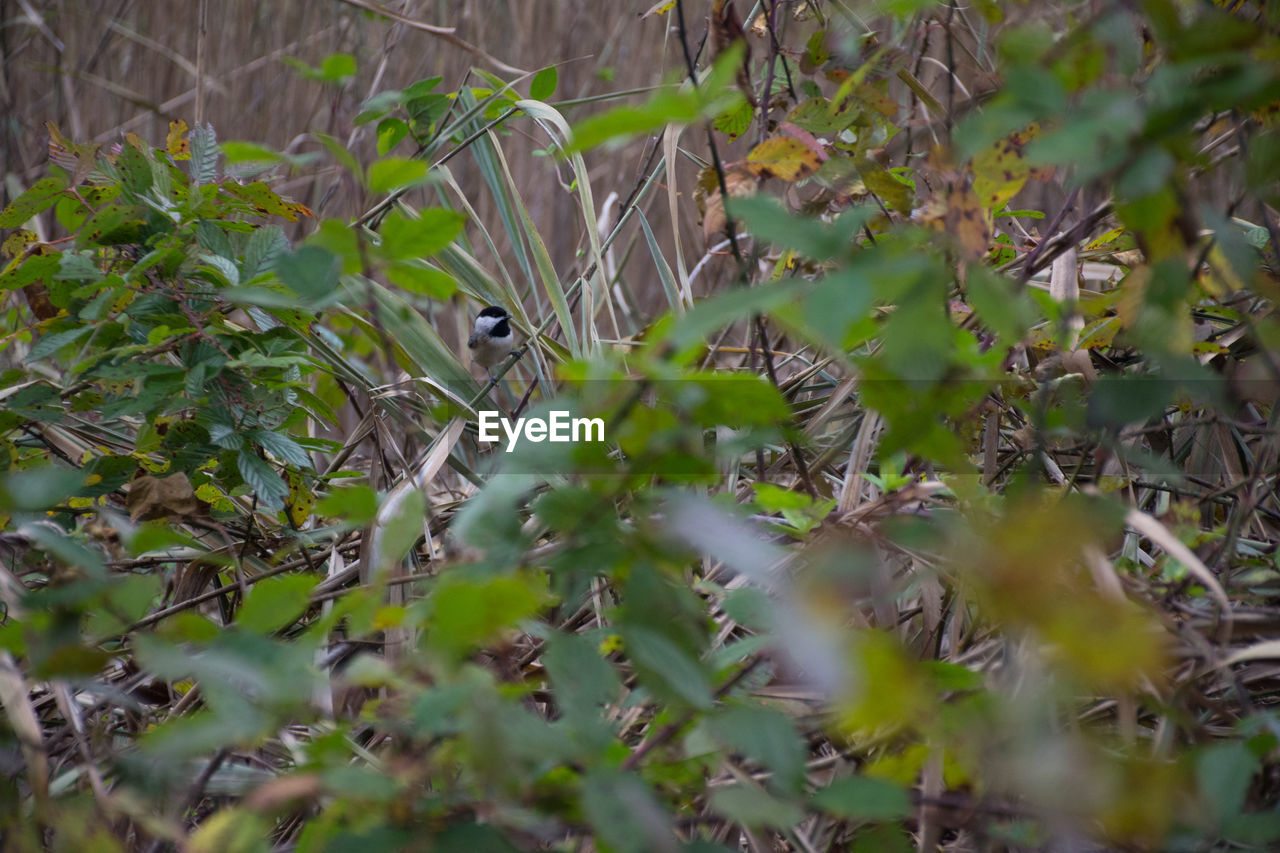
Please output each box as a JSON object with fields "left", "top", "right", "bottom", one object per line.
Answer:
{"left": 189, "top": 123, "right": 219, "bottom": 185}
{"left": 0, "top": 176, "right": 69, "bottom": 228}
{"left": 237, "top": 449, "right": 290, "bottom": 510}
{"left": 26, "top": 325, "right": 94, "bottom": 361}
{"left": 249, "top": 430, "right": 312, "bottom": 469}
{"left": 274, "top": 245, "right": 339, "bottom": 304}
{"left": 242, "top": 225, "right": 288, "bottom": 280}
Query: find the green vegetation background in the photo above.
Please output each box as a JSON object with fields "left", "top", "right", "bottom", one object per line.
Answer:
{"left": 2, "top": 1, "right": 1280, "bottom": 851}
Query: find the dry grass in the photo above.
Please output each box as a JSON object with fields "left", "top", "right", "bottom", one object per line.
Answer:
{"left": 1, "top": 0, "right": 715, "bottom": 305}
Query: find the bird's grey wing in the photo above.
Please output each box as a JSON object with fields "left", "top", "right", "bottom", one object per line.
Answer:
{"left": 467, "top": 332, "right": 481, "bottom": 348}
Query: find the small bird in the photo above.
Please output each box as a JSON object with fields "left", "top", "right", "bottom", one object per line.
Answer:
{"left": 467, "top": 305, "right": 514, "bottom": 379}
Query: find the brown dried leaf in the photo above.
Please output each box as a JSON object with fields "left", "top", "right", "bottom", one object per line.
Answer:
{"left": 702, "top": 165, "right": 757, "bottom": 243}
{"left": 127, "top": 472, "right": 205, "bottom": 522}
{"left": 46, "top": 122, "right": 99, "bottom": 186}
{"left": 22, "top": 283, "right": 58, "bottom": 321}
{"left": 247, "top": 773, "right": 323, "bottom": 811}
{"left": 712, "top": 0, "right": 755, "bottom": 106}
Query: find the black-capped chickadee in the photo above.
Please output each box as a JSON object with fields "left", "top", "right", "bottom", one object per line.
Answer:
{"left": 467, "top": 305, "right": 514, "bottom": 378}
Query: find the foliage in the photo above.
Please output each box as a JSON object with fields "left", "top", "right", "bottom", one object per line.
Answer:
{"left": 2, "top": 1, "right": 1280, "bottom": 851}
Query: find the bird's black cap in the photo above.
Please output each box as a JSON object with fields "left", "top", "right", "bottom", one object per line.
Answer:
{"left": 478, "top": 305, "right": 509, "bottom": 319}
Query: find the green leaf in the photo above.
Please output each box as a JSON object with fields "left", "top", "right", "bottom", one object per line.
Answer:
{"left": 714, "top": 98, "right": 755, "bottom": 140}
{"left": 315, "top": 485, "right": 378, "bottom": 525}
{"left": 242, "top": 225, "right": 289, "bottom": 280}
{"left": 189, "top": 122, "right": 219, "bottom": 185}
{"left": 78, "top": 200, "right": 146, "bottom": 247}
{"left": 710, "top": 705, "right": 807, "bottom": 794}
{"left": 118, "top": 141, "right": 153, "bottom": 195}
{"left": 1086, "top": 376, "right": 1174, "bottom": 430}
{"left": 250, "top": 430, "right": 313, "bottom": 469}
{"left": 378, "top": 208, "right": 466, "bottom": 260}
{"left": 384, "top": 262, "right": 458, "bottom": 298}
{"left": 966, "top": 266, "right": 1035, "bottom": 344}
{"left": 0, "top": 176, "right": 68, "bottom": 228}
{"left": 274, "top": 245, "right": 339, "bottom": 304}
{"left": 306, "top": 218, "right": 363, "bottom": 274}
{"left": 1198, "top": 741, "right": 1258, "bottom": 822}
{"left": 664, "top": 279, "right": 804, "bottom": 353}
{"left": 376, "top": 118, "right": 409, "bottom": 156}
{"left": 20, "top": 522, "right": 106, "bottom": 577}
{"left": 623, "top": 625, "right": 713, "bottom": 709}
{"left": 812, "top": 776, "right": 913, "bottom": 821}
{"left": 0, "top": 467, "right": 86, "bottom": 511}
{"left": 530, "top": 66, "right": 558, "bottom": 101}
{"left": 221, "top": 180, "right": 311, "bottom": 222}
{"left": 26, "top": 324, "right": 94, "bottom": 361}
{"left": 543, "top": 631, "right": 622, "bottom": 716}
{"left": 581, "top": 769, "right": 676, "bottom": 853}
{"left": 354, "top": 89, "right": 404, "bottom": 126}
{"left": 567, "top": 44, "right": 746, "bottom": 151}
{"left": 237, "top": 449, "right": 290, "bottom": 510}
{"left": 220, "top": 141, "right": 286, "bottom": 166}
{"left": 237, "top": 574, "right": 317, "bottom": 634}
{"left": 427, "top": 573, "right": 547, "bottom": 664}
{"left": 367, "top": 157, "right": 430, "bottom": 193}
{"left": 728, "top": 195, "right": 869, "bottom": 261}
{"left": 708, "top": 785, "right": 805, "bottom": 829}
{"left": 319, "top": 52, "right": 357, "bottom": 82}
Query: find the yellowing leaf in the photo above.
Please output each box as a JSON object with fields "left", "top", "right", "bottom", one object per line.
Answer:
{"left": 862, "top": 164, "right": 913, "bottom": 213}
{"left": 745, "top": 137, "right": 821, "bottom": 182}
{"left": 286, "top": 470, "right": 315, "bottom": 527}
{"left": 1, "top": 230, "right": 36, "bottom": 259}
{"left": 1077, "top": 315, "right": 1122, "bottom": 350}
{"left": 944, "top": 184, "right": 991, "bottom": 260}
{"left": 641, "top": 0, "right": 677, "bottom": 16}
{"left": 972, "top": 137, "right": 1029, "bottom": 210}
{"left": 166, "top": 119, "right": 191, "bottom": 160}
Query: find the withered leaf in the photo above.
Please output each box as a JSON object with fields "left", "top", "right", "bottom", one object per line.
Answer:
{"left": 745, "top": 137, "right": 821, "bottom": 182}
{"left": 127, "top": 472, "right": 205, "bottom": 522}
{"left": 944, "top": 184, "right": 991, "bottom": 261}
